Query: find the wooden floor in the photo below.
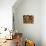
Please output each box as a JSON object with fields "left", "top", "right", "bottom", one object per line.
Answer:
{"left": 0, "top": 39, "right": 16, "bottom": 46}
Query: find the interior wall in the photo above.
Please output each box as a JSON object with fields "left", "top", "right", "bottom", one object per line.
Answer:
{"left": 41, "top": 0, "right": 46, "bottom": 46}
{"left": 0, "top": 0, "right": 16, "bottom": 29}
{"left": 13, "top": 0, "right": 41, "bottom": 46}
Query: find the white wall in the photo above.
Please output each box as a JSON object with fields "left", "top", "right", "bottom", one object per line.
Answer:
{"left": 13, "top": 0, "right": 41, "bottom": 46}
{"left": 0, "top": 0, "right": 16, "bottom": 29}
{"left": 41, "top": 0, "right": 46, "bottom": 46}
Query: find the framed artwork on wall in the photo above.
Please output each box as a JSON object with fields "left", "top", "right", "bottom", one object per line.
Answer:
{"left": 23, "top": 15, "right": 34, "bottom": 24}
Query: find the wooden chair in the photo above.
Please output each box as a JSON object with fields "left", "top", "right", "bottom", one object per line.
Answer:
{"left": 14, "top": 33, "right": 23, "bottom": 46}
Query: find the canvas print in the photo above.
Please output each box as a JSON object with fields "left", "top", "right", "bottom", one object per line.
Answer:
{"left": 23, "top": 15, "right": 34, "bottom": 24}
